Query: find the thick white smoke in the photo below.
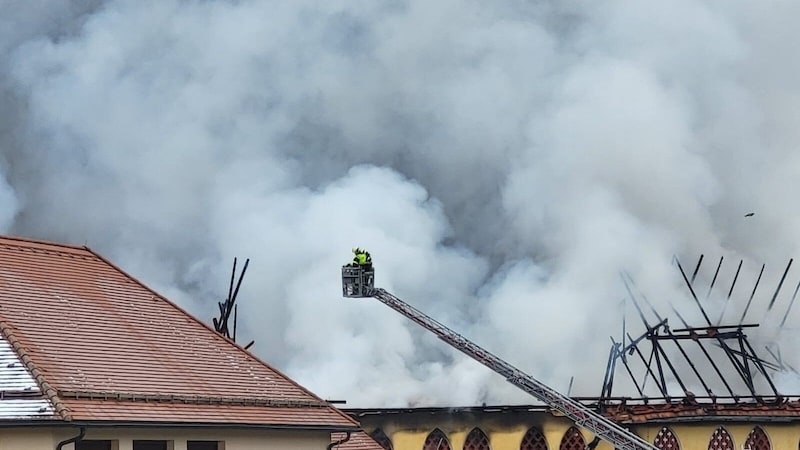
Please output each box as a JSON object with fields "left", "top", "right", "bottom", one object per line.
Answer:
{"left": 0, "top": 169, "right": 17, "bottom": 231}
{"left": 2, "top": 0, "right": 800, "bottom": 406}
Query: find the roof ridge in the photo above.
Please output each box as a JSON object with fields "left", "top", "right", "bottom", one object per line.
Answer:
{"left": 82, "top": 246, "right": 359, "bottom": 426}
{"left": 0, "top": 321, "right": 71, "bottom": 421}
{"left": 0, "top": 234, "right": 87, "bottom": 251}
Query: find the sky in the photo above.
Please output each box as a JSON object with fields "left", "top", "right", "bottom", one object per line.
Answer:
{"left": 2, "top": 0, "right": 800, "bottom": 407}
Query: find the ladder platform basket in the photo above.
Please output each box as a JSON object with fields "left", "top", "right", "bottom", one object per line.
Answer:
{"left": 342, "top": 265, "right": 375, "bottom": 298}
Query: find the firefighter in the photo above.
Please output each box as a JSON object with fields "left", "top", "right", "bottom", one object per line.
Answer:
{"left": 363, "top": 249, "right": 372, "bottom": 268}
{"left": 352, "top": 247, "right": 372, "bottom": 268}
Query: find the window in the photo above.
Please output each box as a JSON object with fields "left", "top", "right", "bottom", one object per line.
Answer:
{"left": 654, "top": 427, "right": 680, "bottom": 450}
{"left": 463, "top": 428, "right": 490, "bottom": 450}
{"left": 708, "top": 427, "right": 734, "bottom": 450}
{"left": 187, "top": 442, "right": 223, "bottom": 450}
{"left": 520, "top": 427, "right": 548, "bottom": 450}
{"left": 423, "top": 429, "right": 451, "bottom": 450}
{"left": 744, "top": 427, "right": 770, "bottom": 450}
{"left": 559, "top": 427, "right": 585, "bottom": 450}
{"left": 77, "top": 441, "right": 115, "bottom": 450}
{"left": 370, "top": 429, "right": 393, "bottom": 450}
{"left": 133, "top": 441, "right": 170, "bottom": 450}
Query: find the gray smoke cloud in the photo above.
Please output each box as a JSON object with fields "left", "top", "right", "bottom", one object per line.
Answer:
{"left": 2, "top": 0, "right": 800, "bottom": 406}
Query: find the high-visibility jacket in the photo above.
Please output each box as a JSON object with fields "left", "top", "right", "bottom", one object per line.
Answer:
{"left": 354, "top": 252, "right": 368, "bottom": 265}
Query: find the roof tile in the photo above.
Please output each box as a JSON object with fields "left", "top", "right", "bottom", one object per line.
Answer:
{"left": 331, "top": 431, "right": 385, "bottom": 450}
{"left": 66, "top": 398, "right": 351, "bottom": 426}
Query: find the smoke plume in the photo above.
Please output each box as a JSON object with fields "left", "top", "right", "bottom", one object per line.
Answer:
{"left": 2, "top": 0, "right": 800, "bottom": 406}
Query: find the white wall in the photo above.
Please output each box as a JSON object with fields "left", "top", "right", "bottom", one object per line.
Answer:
{"left": 0, "top": 426, "right": 333, "bottom": 450}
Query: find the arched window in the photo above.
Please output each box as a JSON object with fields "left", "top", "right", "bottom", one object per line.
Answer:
{"left": 708, "top": 427, "right": 734, "bottom": 450}
{"left": 559, "top": 426, "right": 585, "bottom": 450}
{"left": 654, "top": 426, "right": 680, "bottom": 450}
{"left": 424, "top": 429, "right": 451, "bottom": 450}
{"left": 744, "top": 427, "right": 770, "bottom": 450}
{"left": 463, "top": 428, "right": 490, "bottom": 450}
{"left": 520, "top": 427, "right": 548, "bottom": 450}
{"left": 370, "top": 428, "right": 393, "bottom": 450}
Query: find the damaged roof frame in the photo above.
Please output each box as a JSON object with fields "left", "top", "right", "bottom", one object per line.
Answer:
{"left": 599, "top": 255, "right": 800, "bottom": 411}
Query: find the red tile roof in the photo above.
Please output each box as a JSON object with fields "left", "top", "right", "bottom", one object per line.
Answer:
{"left": 331, "top": 431, "right": 385, "bottom": 450}
{"left": 66, "top": 399, "right": 349, "bottom": 426}
{"left": 0, "top": 235, "right": 358, "bottom": 429}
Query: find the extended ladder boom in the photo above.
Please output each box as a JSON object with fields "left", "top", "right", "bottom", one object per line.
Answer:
{"left": 367, "top": 287, "right": 657, "bottom": 450}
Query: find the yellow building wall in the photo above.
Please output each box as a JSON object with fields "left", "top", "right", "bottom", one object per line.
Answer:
{"left": 383, "top": 423, "right": 610, "bottom": 450}
{"left": 366, "top": 410, "right": 800, "bottom": 450}
{"left": 636, "top": 423, "right": 793, "bottom": 450}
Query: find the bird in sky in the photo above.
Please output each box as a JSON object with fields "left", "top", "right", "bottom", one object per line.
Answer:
{"left": 745, "top": 212, "right": 755, "bottom": 217}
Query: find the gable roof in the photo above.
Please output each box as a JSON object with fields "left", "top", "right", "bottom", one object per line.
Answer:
{"left": 0, "top": 235, "right": 358, "bottom": 429}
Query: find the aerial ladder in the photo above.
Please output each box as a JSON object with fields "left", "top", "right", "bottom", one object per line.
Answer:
{"left": 342, "top": 263, "right": 658, "bottom": 450}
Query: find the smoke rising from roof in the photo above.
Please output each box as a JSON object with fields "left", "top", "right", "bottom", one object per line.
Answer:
{"left": 2, "top": 0, "right": 800, "bottom": 406}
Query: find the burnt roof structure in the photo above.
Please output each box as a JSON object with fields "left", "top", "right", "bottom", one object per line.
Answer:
{"left": 597, "top": 254, "right": 800, "bottom": 421}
